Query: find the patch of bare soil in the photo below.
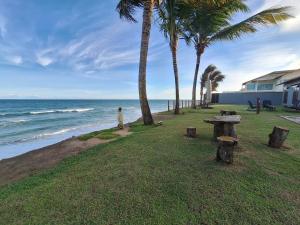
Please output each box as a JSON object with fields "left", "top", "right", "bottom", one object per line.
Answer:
{"left": 114, "top": 127, "right": 132, "bottom": 137}
{"left": 281, "top": 190, "right": 300, "bottom": 207}
{"left": 0, "top": 127, "right": 132, "bottom": 187}
{"left": 153, "top": 113, "right": 177, "bottom": 122}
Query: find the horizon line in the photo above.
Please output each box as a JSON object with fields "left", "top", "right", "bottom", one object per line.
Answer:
{"left": 0, "top": 98, "right": 182, "bottom": 101}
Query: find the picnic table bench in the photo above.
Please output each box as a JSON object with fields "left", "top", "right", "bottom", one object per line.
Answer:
{"left": 216, "top": 136, "right": 238, "bottom": 164}
{"left": 204, "top": 115, "right": 241, "bottom": 141}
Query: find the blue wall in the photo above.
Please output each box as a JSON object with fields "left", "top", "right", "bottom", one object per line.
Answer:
{"left": 218, "top": 91, "right": 283, "bottom": 105}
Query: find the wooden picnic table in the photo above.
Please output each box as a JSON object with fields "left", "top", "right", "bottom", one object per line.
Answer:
{"left": 204, "top": 115, "right": 241, "bottom": 141}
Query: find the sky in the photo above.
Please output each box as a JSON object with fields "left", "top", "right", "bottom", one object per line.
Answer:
{"left": 0, "top": 0, "right": 299, "bottom": 99}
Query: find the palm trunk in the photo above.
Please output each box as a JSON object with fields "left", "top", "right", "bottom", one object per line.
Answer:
{"left": 138, "top": 0, "right": 154, "bottom": 125}
{"left": 192, "top": 51, "right": 202, "bottom": 108}
{"left": 171, "top": 39, "right": 180, "bottom": 114}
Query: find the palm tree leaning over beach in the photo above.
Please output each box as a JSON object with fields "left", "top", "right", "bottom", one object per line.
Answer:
{"left": 182, "top": 0, "right": 292, "bottom": 108}
{"left": 211, "top": 71, "right": 225, "bottom": 92}
{"left": 117, "top": 0, "right": 161, "bottom": 125}
{"left": 200, "top": 64, "right": 216, "bottom": 105}
{"left": 158, "top": 0, "right": 184, "bottom": 114}
{"left": 200, "top": 65, "right": 225, "bottom": 103}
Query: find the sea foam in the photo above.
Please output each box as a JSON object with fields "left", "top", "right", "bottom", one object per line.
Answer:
{"left": 30, "top": 108, "right": 94, "bottom": 115}
{"left": 0, "top": 108, "right": 94, "bottom": 117}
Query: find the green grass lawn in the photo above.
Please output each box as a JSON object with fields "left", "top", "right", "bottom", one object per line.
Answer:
{"left": 78, "top": 128, "right": 120, "bottom": 141}
{"left": 0, "top": 105, "right": 299, "bottom": 225}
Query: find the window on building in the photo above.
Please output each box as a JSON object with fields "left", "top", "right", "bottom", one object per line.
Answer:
{"left": 257, "top": 83, "right": 273, "bottom": 90}
{"left": 246, "top": 83, "right": 256, "bottom": 90}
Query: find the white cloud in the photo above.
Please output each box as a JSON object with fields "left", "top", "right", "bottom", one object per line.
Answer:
{"left": 36, "top": 55, "right": 53, "bottom": 67}
{"left": 59, "top": 40, "right": 85, "bottom": 56}
{"left": 241, "top": 46, "right": 299, "bottom": 69}
{"left": 93, "top": 48, "right": 140, "bottom": 69}
{"left": 0, "top": 4, "right": 165, "bottom": 75}
{"left": 85, "top": 70, "right": 96, "bottom": 74}
{"left": 287, "top": 58, "right": 300, "bottom": 69}
{"left": 51, "top": 21, "right": 166, "bottom": 73}
{"left": 73, "top": 63, "right": 88, "bottom": 71}
{"left": 149, "top": 86, "right": 193, "bottom": 100}
{"left": 217, "top": 44, "right": 300, "bottom": 92}
{"left": 0, "top": 15, "right": 6, "bottom": 38}
{"left": 36, "top": 48, "right": 54, "bottom": 66}
{"left": 257, "top": 0, "right": 300, "bottom": 33}
{"left": 9, "top": 55, "right": 23, "bottom": 65}
{"left": 281, "top": 15, "right": 300, "bottom": 32}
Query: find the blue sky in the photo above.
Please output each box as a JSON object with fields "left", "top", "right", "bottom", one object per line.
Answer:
{"left": 0, "top": 0, "right": 299, "bottom": 99}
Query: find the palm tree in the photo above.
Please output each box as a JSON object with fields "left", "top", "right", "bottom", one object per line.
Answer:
{"left": 211, "top": 72, "right": 225, "bottom": 92}
{"left": 116, "top": 0, "right": 159, "bottom": 125}
{"left": 200, "top": 64, "right": 216, "bottom": 105}
{"left": 182, "top": 0, "right": 292, "bottom": 108}
{"left": 200, "top": 65, "right": 225, "bottom": 104}
{"left": 158, "top": 0, "right": 183, "bottom": 114}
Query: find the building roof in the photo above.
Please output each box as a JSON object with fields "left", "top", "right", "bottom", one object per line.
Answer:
{"left": 242, "top": 69, "right": 300, "bottom": 85}
{"left": 277, "top": 76, "right": 300, "bottom": 86}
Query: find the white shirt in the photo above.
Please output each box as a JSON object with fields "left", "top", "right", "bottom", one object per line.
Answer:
{"left": 118, "top": 111, "right": 124, "bottom": 124}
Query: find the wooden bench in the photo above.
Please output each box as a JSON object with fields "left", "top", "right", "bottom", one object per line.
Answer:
{"left": 216, "top": 136, "right": 238, "bottom": 164}
{"left": 204, "top": 115, "right": 241, "bottom": 141}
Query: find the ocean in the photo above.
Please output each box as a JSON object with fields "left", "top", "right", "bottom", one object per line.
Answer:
{"left": 0, "top": 99, "right": 168, "bottom": 160}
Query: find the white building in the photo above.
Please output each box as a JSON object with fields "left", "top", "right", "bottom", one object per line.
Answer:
{"left": 279, "top": 76, "right": 300, "bottom": 109}
{"left": 241, "top": 69, "right": 300, "bottom": 92}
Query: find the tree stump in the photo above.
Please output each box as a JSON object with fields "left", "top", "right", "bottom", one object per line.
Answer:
{"left": 187, "top": 127, "right": 196, "bottom": 138}
{"left": 216, "top": 136, "right": 238, "bottom": 164}
{"left": 268, "top": 126, "right": 289, "bottom": 148}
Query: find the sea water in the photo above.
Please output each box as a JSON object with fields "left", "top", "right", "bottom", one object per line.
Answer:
{"left": 0, "top": 99, "right": 167, "bottom": 159}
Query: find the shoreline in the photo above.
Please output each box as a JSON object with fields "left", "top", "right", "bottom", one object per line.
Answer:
{"left": 0, "top": 100, "right": 169, "bottom": 160}
{"left": 0, "top": 107, "right": 170, "bottom": 161}
{"left": 0, "top": 112, "right": 174, "bottom": 187}
{"left": 0, "top": 123, "right": 133, "bottom": 187}
{"left": 0, "top": 112, "right": 156, "bottom": 160}
{"left": 0, "top": 122, "right": 116, "bottom": 160}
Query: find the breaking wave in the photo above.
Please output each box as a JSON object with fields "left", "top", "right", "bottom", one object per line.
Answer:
{"left": 34, "top": 127, "right": 78, "bottom": 138}
{"left": 0, "top": 108, "right": 94, "bottom": 117}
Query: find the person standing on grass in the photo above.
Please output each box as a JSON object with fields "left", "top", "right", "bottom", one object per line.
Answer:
{"left": 117, "top": 107, "right": 124, "bottom": 129}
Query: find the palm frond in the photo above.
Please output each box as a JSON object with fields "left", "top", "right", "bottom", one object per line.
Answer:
{"left": 209, "top": 70, "right": 222, "bottom": 80}
{"left": 158, "top": 0, "right": 185, "bottom": 45}
{"left": 182, "top": 0, "right": 249, "bottom": 43}
{"left": 116, "top": 0, "right": 144, "bottom": 23}
{"left": 201, "top": 64, "right": 217, "bottom": 83}
{"left": 211, "top": 74, "right": 225, "bottom": 83}
{"left": 200, "top": 64, "right": 225, "bottom": 91}
{"left": 180, "top": 31, "right": 193, "bottom": 45}
{"left": 211, "top": 74, "right": 225, "bottom": 91}
{"left": 210, "top": 6, "right": 293, "bottom": 42}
